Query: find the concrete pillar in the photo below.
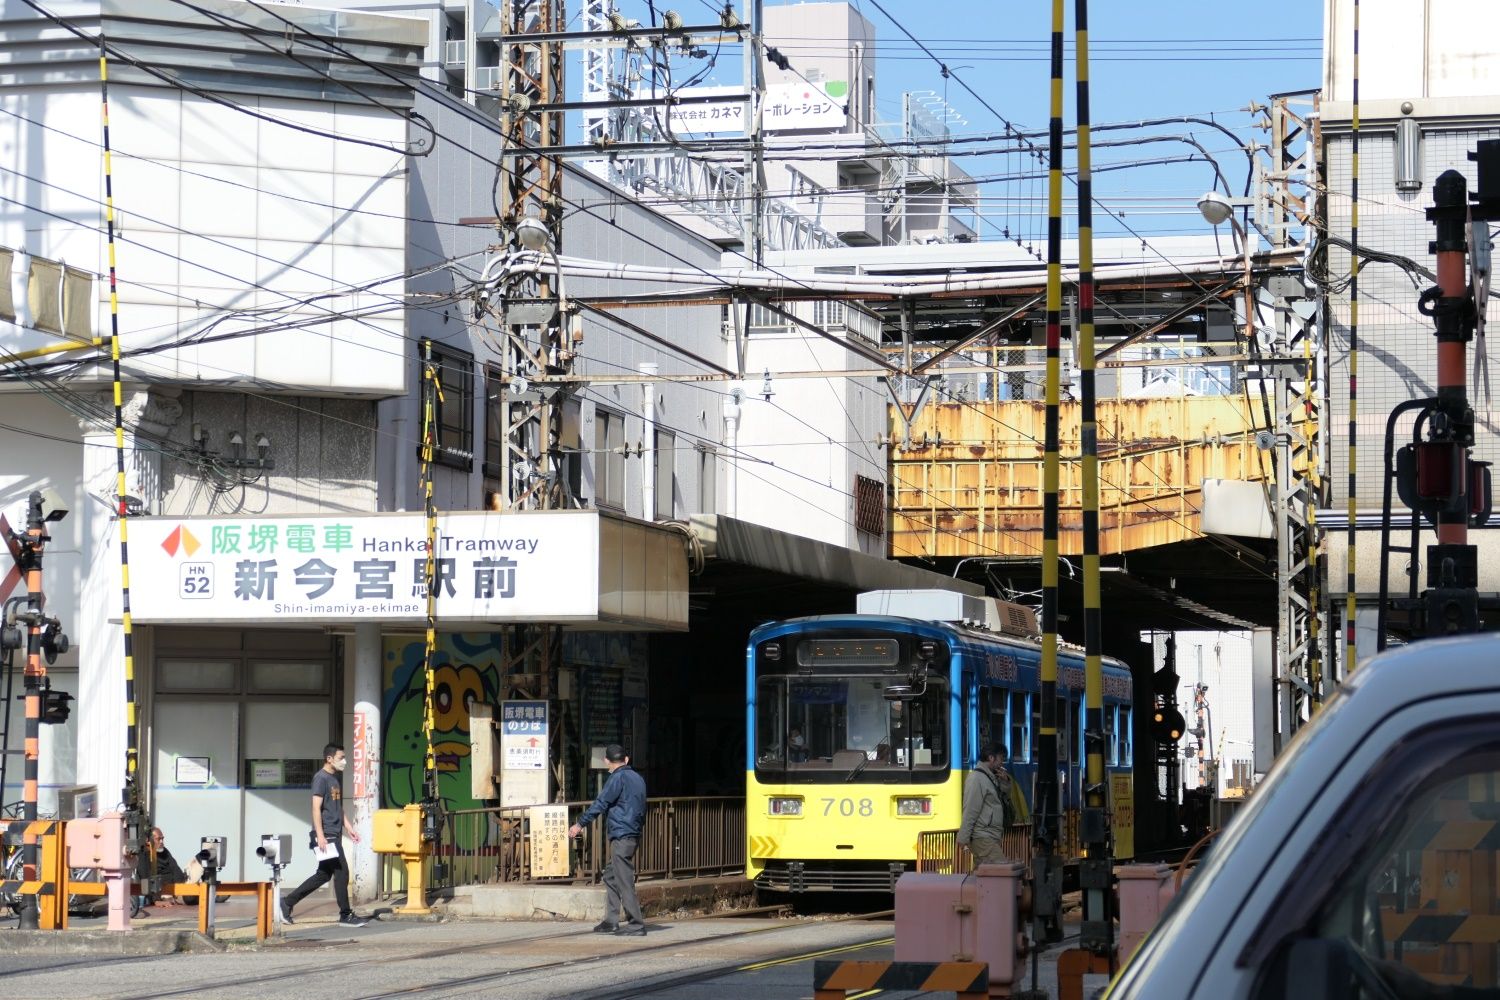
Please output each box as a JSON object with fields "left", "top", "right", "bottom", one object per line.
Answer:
{"left": 348, "top": 622, "right": 382, "bottom": 902}
{"left": 76, "top": 390, "right": 179, "bottom": 810}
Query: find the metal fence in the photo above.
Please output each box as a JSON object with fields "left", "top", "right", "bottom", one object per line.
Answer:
{"left": 916, "top": 824, "right": 1034, "bottom": 874}
{"left": 383, "top": 796, "right": 744, "bottom": 894}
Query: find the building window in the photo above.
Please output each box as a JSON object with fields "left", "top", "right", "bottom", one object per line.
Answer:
{"left": 813, "top": 299, "right": 846, "bottom": 329}
{"left": 654, "top": 429, "right": 675, "bottom": 520}
{"left": 697, "top": 445, "right": 717, "bottom": 513}
{"left": 422, "top": 345, "right": 474, "bottom": 470}
{"left": 594, "top": 408, "right": 626, "bottom": 510}
{"left": 854, "top": 474, "right": 885, "bottom": 536}
{"left": 483, "top": 364, "right": 505, "bottom": 480}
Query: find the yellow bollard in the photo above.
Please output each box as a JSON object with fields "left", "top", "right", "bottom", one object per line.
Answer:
{"left": 40, "top": 820, "right": 66, "bottom": 930}
{"left": 374, "top": 803, "right": 430, "bottom": 915}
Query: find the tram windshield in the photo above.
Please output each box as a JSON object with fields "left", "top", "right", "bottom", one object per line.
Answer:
{"left": 755, "top": 668, "right": 950, "bottom": 785}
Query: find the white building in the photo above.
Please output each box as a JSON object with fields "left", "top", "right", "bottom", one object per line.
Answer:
{"left": 0, "top": 0, "right": 970, "bottom": 896}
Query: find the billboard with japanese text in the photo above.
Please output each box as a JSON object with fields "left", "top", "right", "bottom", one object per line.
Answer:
{"left": 631, "top": 81, "right": 848, "bottom": 135}
{"left": 129, "top": 510, "right": 599, "bottom": 624}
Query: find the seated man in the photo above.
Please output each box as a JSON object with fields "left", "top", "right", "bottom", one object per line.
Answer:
{"left": 136, "top": 827, "right": 202, "bottom": 908}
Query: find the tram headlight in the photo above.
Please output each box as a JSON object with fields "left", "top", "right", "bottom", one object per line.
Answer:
{"left": 768, "top": 797, "right": 803, "bottom": 816}
{"left": 895, "top": 797, "right": 932, "bottom": 816}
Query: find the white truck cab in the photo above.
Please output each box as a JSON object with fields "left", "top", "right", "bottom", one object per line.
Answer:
{"left": 1109, "top": 633, "right": 1500, "bottom": 1000}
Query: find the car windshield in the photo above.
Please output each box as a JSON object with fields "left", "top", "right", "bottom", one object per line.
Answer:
{"left": 755, "top": 674, "right": 950, "bottom": 783}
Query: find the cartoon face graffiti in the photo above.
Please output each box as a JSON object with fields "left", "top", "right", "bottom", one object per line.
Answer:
{"left": 382, "top": 635, "right": 503, "bottom": 817}
{"left": 431, "top": 663, "right": 486, "bottom": 774}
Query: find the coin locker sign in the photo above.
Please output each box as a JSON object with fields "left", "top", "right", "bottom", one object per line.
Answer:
{"left": 129, "top": 511, "right": 600, "bottom": 624}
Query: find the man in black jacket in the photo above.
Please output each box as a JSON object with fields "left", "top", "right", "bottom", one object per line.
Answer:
{"left": 568, "top": 744, "right": 647, "bottom": 936}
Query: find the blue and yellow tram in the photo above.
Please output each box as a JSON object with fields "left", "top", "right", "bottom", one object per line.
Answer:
{"left": 746, "top": 613, "right": 1134, "bottom": 892}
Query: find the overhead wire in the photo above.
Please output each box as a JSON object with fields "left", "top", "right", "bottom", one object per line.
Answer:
{"left": 13, "top": 0, "right": 1272, "bottom": 575}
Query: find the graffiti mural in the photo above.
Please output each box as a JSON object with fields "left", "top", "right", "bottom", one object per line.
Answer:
{"left": 382, "top": 633, "right": 504, "bottom": 815}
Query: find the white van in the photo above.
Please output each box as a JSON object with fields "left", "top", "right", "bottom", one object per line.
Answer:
{"left": 1108, "top": 633, "right": 1500, "bottom": 1000}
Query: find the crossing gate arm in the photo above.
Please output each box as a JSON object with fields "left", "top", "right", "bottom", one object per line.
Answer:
{"left": 813, "top": 960, "right": 989, "bottom": 1000}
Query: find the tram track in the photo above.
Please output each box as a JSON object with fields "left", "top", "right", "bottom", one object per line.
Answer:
{"left": 93, "top": 905, "right": 892, "bottom": 1000}
{"left": 345, "top": 908, "right": 895, "bottom": 1000}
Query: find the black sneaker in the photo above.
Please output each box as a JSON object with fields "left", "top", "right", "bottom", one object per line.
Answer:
{"left": 615, "top": 922, "right": 646, "bottom": 936}
{"left": 338, "top": 913, "right": 367, "bottom": 928}
{"left": 280, "top": 900, "right": 295, "bottom": 925}
{"left": 592, "top": 920, "right": 619, "bottom": 933}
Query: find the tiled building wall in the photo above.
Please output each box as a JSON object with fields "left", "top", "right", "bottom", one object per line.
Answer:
{"left": 1324, "top": 124, "right": 1500, "bottom": 506}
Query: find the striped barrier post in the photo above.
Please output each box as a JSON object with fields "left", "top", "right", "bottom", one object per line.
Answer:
{"left": 1, "top": 819, "right": 62, "bottom": 929}
{"left": 812, "top": 960, "right": 988, "bottom": 1000}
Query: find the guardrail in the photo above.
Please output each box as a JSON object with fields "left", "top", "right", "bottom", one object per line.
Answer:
{"left": 386, "top": 795, "right": 745, "bottom": 892}
{"left": 915, "top": 823, "right": 1033, "bottom": 874}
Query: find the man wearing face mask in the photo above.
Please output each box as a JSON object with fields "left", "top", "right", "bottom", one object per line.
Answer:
{"left": 282, "top": 743, "right": 367, "bottom": 928}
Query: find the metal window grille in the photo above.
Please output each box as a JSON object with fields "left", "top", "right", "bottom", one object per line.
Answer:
{"left": 854, "top": 474, "right": 886, "bottom": 537}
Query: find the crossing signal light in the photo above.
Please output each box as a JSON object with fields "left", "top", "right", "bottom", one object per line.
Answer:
{"left": 1152, "top": 706, "right": 1185, "bottom": 743}
{"left": 40, "top": 682, "right": 71, "bottom": 725}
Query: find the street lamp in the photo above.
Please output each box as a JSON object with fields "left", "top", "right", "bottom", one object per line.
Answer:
{"left": 1196, "top": 191, "right": 1256, "bottom": 345}
{"left": 512, "top": 216, "right": 571, "bottom": 357}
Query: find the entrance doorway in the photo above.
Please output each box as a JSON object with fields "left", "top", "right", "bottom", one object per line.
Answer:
{"left": 150, "top": 630, "right": 336, "bottom": 880}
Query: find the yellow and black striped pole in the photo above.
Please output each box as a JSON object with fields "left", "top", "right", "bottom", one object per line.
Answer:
{"left": 1345, "top": 0, "right": 1359, "bottom": 676}
{"left": 1033, "top": 0, "right": 1066, "bottom": 950}
{"left": 419, "top": 341, "right": 443, "bottom": 818}
{"left": 1073, "top": 0, "right": 1112, "bottom": 957}
{"left": 100, "top": 41, "right": 140, "bottom": 815}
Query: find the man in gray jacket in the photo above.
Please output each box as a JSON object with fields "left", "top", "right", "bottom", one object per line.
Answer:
{"left": 957, "top": 743, "right": 1016, "bottom": 866}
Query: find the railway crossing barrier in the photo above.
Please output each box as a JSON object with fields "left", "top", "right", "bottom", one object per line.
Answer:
{"left": 813, "top": 960, "right": 988, "bottom": 1000}
{"left": 3, "top": 816, "right": 279, "bottom": 939}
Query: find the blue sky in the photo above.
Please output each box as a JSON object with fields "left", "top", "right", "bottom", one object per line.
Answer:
{"left": 597, "top": 0, "right": 1323, "bottom": 239}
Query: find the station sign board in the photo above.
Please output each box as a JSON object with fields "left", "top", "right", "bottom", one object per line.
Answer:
{"left": 129, "top": 510, "right": 599, "bottom": 624}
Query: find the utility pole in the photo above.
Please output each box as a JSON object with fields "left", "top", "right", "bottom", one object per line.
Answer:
{"left": 497, "top": 0, "right": 573, "bottom": 797}
{"left": 741, "top": 0, "right": 765, "bottom": 266}
{"left": 10, "top": 489, "right": 68, "bottom": 929}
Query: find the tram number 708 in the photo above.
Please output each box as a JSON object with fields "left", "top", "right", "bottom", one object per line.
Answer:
{"left": 821, "top": 797, "right": 874, "bottom": 817}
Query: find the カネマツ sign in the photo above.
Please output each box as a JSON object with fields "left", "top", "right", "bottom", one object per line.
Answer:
{"left": 130, "top": 510, "right": 600, "bottom": 624}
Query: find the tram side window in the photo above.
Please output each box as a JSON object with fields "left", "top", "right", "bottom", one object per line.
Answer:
{"left": 1010, "top": 691, "right": 1029, "bottom": 763}
{"left": 977, "top": 688, "right": 993, "bottom": 752}
{"left": 1105, "top": 705, "right": 1117, "bottom": 766}
{"left": 756, "top": 678, "right": 786, "bottom": 765}
{"left": 1057, "top": 698, "right": 1070, "bottom": 764}
{"left": 1072, "top": 699, "right": 1083, "bottom": 765}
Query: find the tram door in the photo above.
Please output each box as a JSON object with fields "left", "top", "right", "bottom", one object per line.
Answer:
{"left": 151, "top": 633, "right": 335, "bottom": 881}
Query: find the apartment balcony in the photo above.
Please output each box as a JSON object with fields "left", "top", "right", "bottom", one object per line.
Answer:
{"left": 444, "top": 39, "right": 466, "bottom": 67}
{"left": 823, "top": 190, "right": 884, "bottom": 247}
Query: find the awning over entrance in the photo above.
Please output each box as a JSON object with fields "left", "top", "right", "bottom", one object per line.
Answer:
{"left": 686, "top": 514, "right": 982, "bottom": 613}
{"left": 129, "top": 510, "right": 689, "bottom": 631}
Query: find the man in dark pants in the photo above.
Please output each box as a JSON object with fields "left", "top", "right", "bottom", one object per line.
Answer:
{"left": 568, "top": 744, "right": 647, "bottom": 936}
{"left": 282, "top": 743, "right": 366, "bottom": 928}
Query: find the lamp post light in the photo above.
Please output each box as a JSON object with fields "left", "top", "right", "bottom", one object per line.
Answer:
{"left": 515, "top": 217, "right": 568, "bottom": 319}
{"left": 1197, "top": 191, "right": 1257, "bottom": 345}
